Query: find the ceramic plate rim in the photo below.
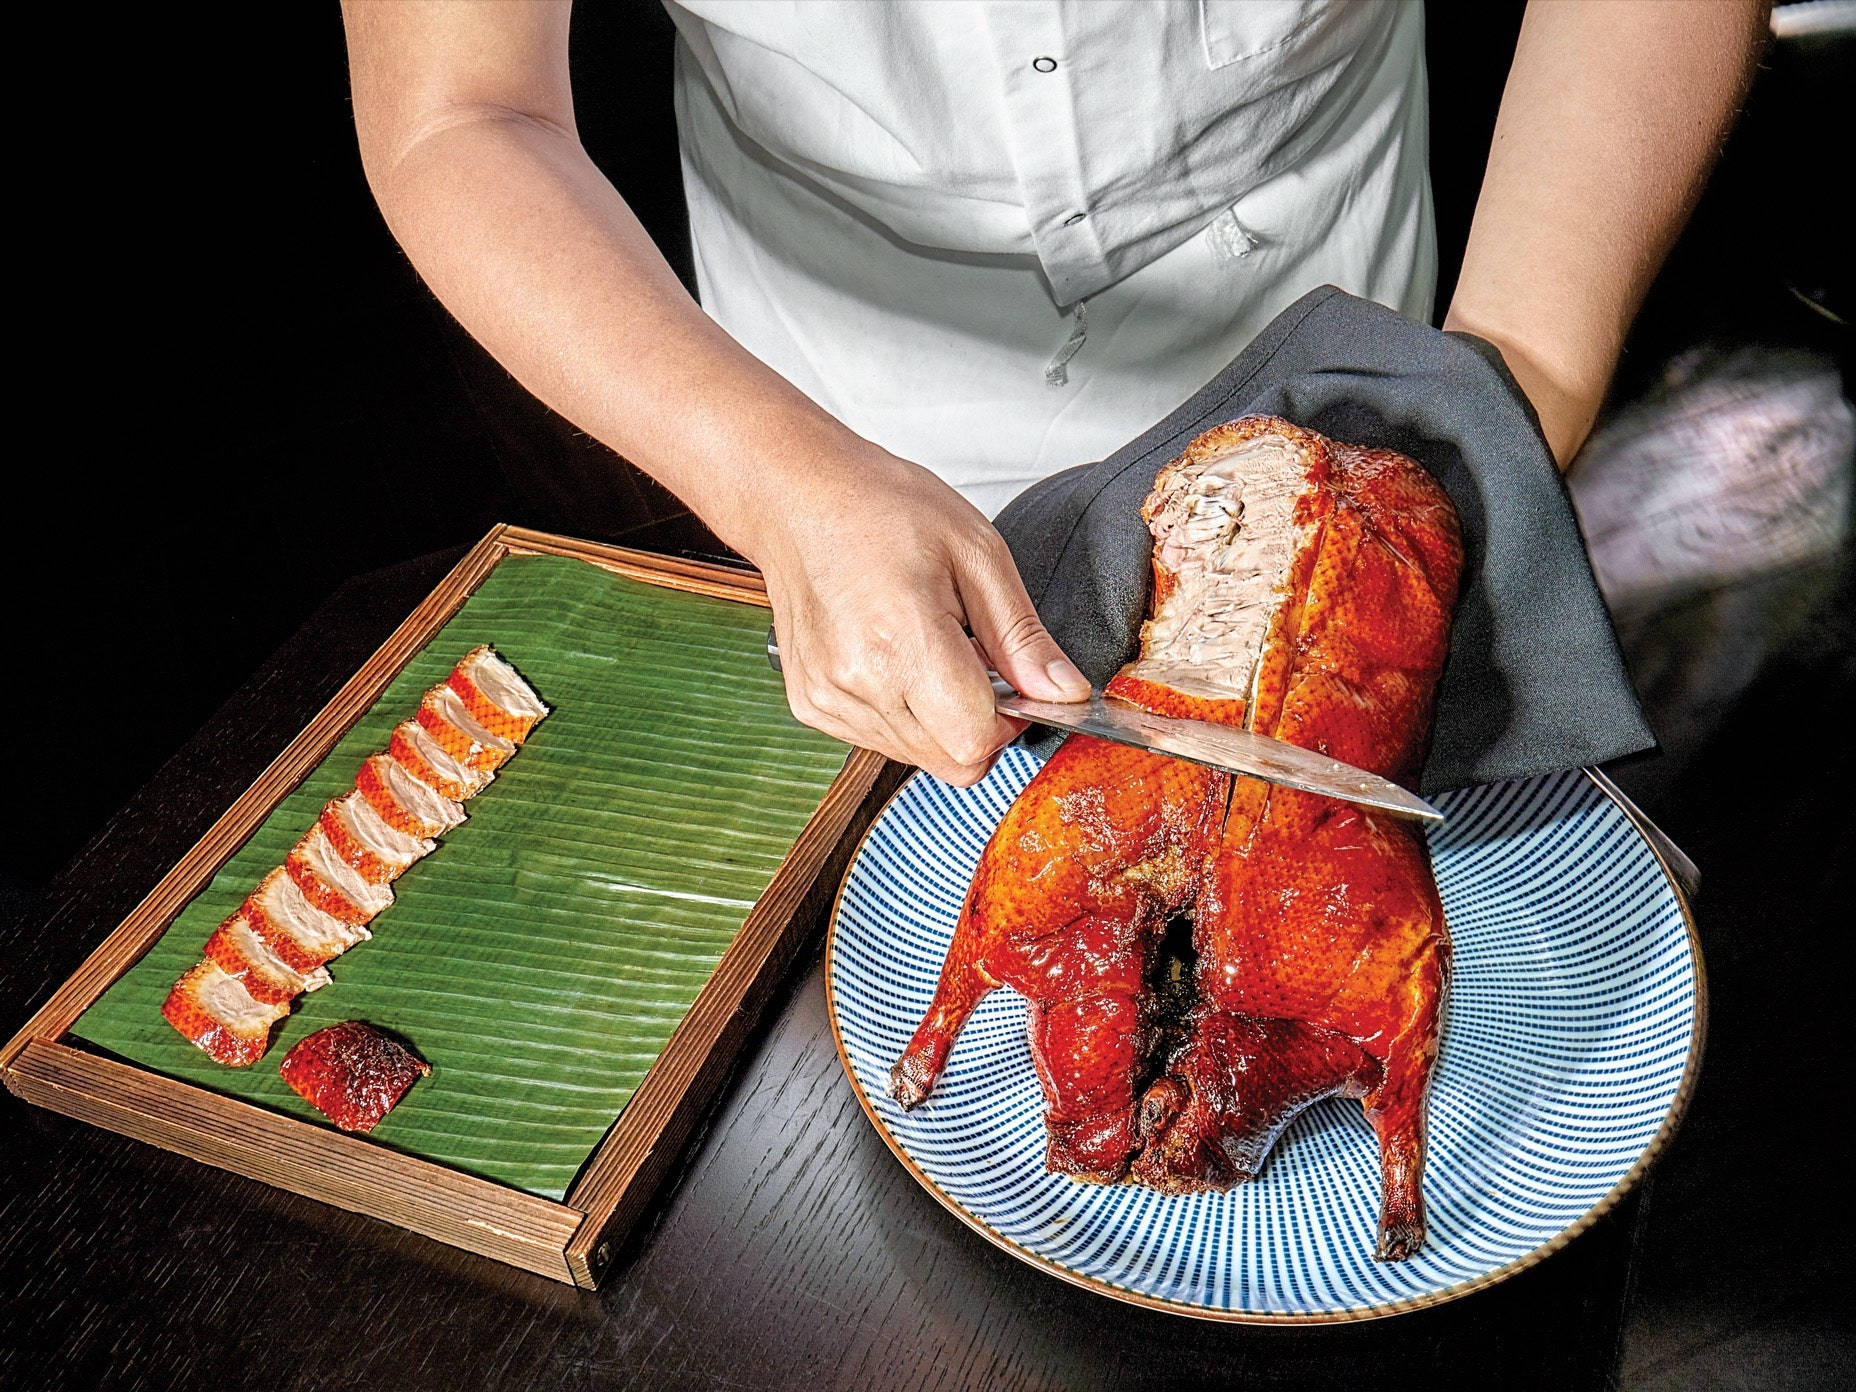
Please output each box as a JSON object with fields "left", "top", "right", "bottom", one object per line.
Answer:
{"left": 823, "top": 765, "right": 1706, "bottom": 1324}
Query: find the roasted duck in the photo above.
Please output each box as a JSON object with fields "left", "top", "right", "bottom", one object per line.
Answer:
{"left": 162, "top": 646, "right": 549, "bottom": 1066}
{"left": 891, "top": 417, "right": 1462, "bottom": 1259}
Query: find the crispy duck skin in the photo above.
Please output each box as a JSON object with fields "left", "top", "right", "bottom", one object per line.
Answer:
{"left": 449, "top": 645, "right": 550, "bottom": 744}
{"left": 388, "top": 719, "right": 494, "bottom": 802}
{"left": 279, "top": 1021, "right": 431, "bottom": 1132}
{"left": 892, "top": 417, "right": 1462, "bottom": 1258}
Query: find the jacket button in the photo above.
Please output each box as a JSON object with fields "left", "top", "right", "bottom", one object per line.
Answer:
{"left": 1031, "top": 56, "right": 1058, "bottom": 73}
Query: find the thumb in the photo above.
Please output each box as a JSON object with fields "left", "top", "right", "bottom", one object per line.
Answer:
{"left": 958, "top": 544, "right": 1091, "bottom": 702}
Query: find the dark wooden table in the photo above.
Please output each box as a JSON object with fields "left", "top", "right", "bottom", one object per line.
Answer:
{"left": 3, "top": 548, "right": 1649, "bottom": 1392}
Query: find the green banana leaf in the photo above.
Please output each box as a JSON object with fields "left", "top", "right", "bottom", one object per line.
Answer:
{"left": 71, "top": 554, "right": 849, "bottom": 1199}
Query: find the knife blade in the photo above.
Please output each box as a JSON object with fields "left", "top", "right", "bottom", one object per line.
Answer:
{"left": 765, "top": 630, "right": 1441, "bottom": 823}
{"left": 990, "top": 688, "right": 1440, "bottom": 822}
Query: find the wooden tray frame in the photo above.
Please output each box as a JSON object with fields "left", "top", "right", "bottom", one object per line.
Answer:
{"left": 1, "top": 526, "right": 892, "bottom": 1288}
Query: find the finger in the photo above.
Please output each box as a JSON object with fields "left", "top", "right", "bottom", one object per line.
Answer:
{"left": 955, "top": 537, "right": 1090, "bottom": 702}
{"left": 885, "top": 701, "right": 1011, "bottom": 787}
{"left": 814, "top": 684, "right": 1002, "bottom": 786}
{"left": 859, "top": 658, "right": 1010, "bottom": 785}
{"left": 786, "top": 640, "right": 996, "bottom": 784}
{"left": 898, "top": 614, "right": 1019, "bottom": 774}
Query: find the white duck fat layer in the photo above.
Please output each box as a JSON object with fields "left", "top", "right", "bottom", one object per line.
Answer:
{"left": 333, "top": 790, "right": 435, "bottom": 869}
{"left": 1128, "top": 435, "right": 1311, "bottom": 710}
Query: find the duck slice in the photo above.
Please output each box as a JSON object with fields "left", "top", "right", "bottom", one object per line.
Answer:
{"left": 202, "top": 910, "right": 332, "bottom": 1005}
{"left": 161, "top": 959, "right": 291, "bottom": 1066}
{"left": 244, "top": 865, "right": 371, "bottom": 973}
{"left": 285, "top": 824, "right": 394, "bottom": 926}
{"left": 388, "top": 718, "right": 495, "bottom": 801}
{"left": 416, "top": 684, "right": 517, "bottom": 774}
{"left": 318, "top": 791, "right": 435, "bottom": 885}
{"left": 355, "top": 752, "right": 466, "bottom": 839}
{"left": 447, "top": 645, "right": 549, "bottom": 744}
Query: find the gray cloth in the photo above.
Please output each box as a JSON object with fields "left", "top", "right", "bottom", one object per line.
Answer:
{"left": 993, "top": 285, "right": 1656, "bottom": 793}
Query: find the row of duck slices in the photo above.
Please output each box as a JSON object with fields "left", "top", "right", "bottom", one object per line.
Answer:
{"left": 161, "top": 646, "right": 549, "bottom": 1066}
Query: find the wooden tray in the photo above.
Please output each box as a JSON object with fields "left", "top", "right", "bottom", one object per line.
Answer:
{"left": 0, "top": 526, "right": 891, "bottom": 1287}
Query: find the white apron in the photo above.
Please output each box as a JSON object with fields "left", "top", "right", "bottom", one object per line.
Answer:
{"left": 666, "top": 0, "right": 1434, "bottom": 516}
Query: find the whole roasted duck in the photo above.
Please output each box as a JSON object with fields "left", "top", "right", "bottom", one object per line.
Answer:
{"left": 890, "top": 416, "right": 1462, "bottom": 1259}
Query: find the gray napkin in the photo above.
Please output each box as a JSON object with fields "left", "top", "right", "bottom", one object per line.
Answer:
{"left": 993, "top": 285, "right": 1655, "bottom": 794}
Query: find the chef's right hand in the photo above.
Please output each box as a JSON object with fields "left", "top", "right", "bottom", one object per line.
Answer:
{"left": 743, "top": 445, "right": 1090, "bottom": 786}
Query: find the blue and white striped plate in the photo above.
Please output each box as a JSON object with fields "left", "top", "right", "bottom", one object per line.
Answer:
{"left": 825, "top": 749, "right": 1702, "bottom": 1322}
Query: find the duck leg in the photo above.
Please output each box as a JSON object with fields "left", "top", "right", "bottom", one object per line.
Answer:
{"left": 890, "top": 735, "right": 1223, "bottom": 1182}
{"left": 1131, "top": 1012, "right": 1382, "bottom": 1191}
{"left": 1362, "top": 1019, "right": 1444, "bottom": 1259}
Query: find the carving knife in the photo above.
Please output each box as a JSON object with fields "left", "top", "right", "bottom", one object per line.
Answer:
{"left": 765, "top": 632, "right": 1441, "bottom": 823}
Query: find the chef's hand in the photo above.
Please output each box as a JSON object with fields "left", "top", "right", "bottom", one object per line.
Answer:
{"left": 745, "top": 445, "right": 1090, "bottom": 786}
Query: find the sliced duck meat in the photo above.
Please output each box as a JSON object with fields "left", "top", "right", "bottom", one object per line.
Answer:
{"left": 318, "top": 790, "right": 435, "bottom": 885}
{"left": 243, "top": 865, "right": 371, "bottom": 974}
{"left": 162, "top": 645, "right": 546, "bottom": 1067}
{"left": 415, "top": 683, "right": 517, "bottom": 774}
{"left": 388, "top": 718, "right": 494, "bottom": 801}
{"left": 447, "top": 645, "right": 549, "bottom": 744}
{"left": 161, "top": 959, "right": 292, "bottom": 1066}
{"left": 285, "top": 824, "right": 394, "bottom": 926}
{"left": 202, "top": 910, "right": 332, "bottom": 1005}
{"left": 355, "top": 752, "right": 466, "bottom": 840}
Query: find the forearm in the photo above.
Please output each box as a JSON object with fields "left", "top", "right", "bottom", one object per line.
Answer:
{"left": 373, "top": 119, "right": 872, "bottom": 554}
{"left": 342, "top": 0, "right": 1086, "bottom": 783}
{"left": 1443, "top": 0, "right": 1768, "bottom": 466}
{"left": 345, "top": 2, "right": 878, "bottom": 564}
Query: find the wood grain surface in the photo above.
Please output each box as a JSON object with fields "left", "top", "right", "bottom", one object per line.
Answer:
{"left": 0, "top": 547, "right": 1648, "bottom": 1392}
{"left": 3, "top": 531, "right": 886, "bottom": 1288}
{"left": 7, "top": 1039, "right": 583, "bottom": 1284}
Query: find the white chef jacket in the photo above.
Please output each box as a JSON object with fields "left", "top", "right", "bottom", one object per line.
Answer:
{"left": 666, "top": 1, "right": 1434, "bottom": 517}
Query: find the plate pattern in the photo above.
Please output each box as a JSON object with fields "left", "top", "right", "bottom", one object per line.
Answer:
{"left": 825, "top": 747, "right": 1701, "bottom": 1320}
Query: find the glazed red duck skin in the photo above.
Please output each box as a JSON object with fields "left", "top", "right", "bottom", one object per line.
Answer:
{"left": 279, "top": 1021, "right": 431, "bottom": 1133}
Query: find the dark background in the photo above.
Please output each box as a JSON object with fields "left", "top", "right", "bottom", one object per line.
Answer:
{"left": 12, "top": 1, "right": 1842, "bottom": 893}
{"left": 6, "top": 0, "right": 1530, "bottom": 894}
{"left": 5, "top": 3, "right": 1851, "bottom": 1388}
